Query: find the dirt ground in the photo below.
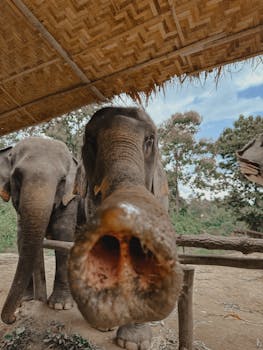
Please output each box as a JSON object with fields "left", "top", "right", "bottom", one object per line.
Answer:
{"left": 0, "top": 252, "right": 263, "bottom": 350}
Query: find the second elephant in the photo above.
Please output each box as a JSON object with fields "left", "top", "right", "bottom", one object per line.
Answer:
{"left": 0, "top": 137, "right": 79, "bottom": 324}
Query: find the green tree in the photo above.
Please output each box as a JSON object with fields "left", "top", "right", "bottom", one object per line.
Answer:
{"left": 158, "top": 111, "right": 216, "bottom": 214}
{"left": 171, "top": 197, "right": 245, "bottom": 236}
{"left": 43, "top": 105, "right": 98, "bottom": 157}
{"left": 215, "top": 114, "right": 263, "bottom": 230}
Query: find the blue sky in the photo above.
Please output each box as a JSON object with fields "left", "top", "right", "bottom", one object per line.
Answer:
{"left": 114, "top": 59, "right": 263, "bottom": 141}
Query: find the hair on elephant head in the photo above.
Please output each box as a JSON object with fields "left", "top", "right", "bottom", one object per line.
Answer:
{"left": 0, "top": 137, "right": 79, "bottom": 324}
{"left": 69, "top": 107, "right": 183, "bottom": 348}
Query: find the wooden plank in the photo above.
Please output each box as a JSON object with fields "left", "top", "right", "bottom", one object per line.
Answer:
{"left": 176, "top": 234, "right": 263, "bottom": 254}
{"left": 33, "top": 248, "right": 47, "bottom": 302}
{"left": 0, "top": 85, "right": 37, "bottom": 122}
{"left": 232, "top": 229, "right": 263, "bottom": 239}
{"left": 43, "top": 239, "right": 263, "bottom": 268}
{"left": 178, "top": 266, "right": 195, "bottom": 350}
{"left": 0, "top": 58, "right": 60, "bottom": 84}
{"left": 179, "top": 254, "right": 263, "bottom": 269}
{"left": 43, "top": 239, "right": 73, "bottom": 252}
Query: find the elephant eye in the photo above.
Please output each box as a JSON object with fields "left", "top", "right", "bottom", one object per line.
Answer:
{"left": 9, "top": 153, "right": 14, "bottom": 166}
{"left": 144, "top": 135, "right": 154, "bottom": 156}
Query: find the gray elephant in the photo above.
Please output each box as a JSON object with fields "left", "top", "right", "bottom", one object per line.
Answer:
{"left": 0, "top": 137, "right": 79, "bottom": 324}
{"left": 237, "top": 133, "right": 263, "bottom": 186}
{"left": 68, "top": 107, "right": 183, "bottom": 349}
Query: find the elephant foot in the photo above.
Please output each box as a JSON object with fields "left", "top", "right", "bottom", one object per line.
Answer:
{"left": 21, "top": 279, "right": 34, "bottom": 302}
{"left": 48, "top": 289, "right": 73, "bottom": 310}
{"left": 116, "top": 323, "right": 152, "bottom": 350}
{"left": 21, "top": 293, "right": 34, "bottom": 303}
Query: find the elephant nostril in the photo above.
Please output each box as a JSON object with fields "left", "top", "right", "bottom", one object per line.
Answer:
{"left": 84, "top": 234, "right": 165, "bottom": 291}
{"left": 129, "top": 237, "right": 161, "bottom": 288}
{"left": 86, "top": 235, "right": 120, "bottom": 289}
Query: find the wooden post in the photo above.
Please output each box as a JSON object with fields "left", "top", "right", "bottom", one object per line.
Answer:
{"left": 33, "top": 248, "right": 47, "bottom": 302}
{"left": 178, "top": 266, "right": 195, "bottom": 350}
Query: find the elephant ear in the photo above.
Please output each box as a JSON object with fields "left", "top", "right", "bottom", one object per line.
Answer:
{"left": 73, "top": 163, "right": 88, "bottom": 198}
{"left": 152, "top": 157, "right": 169, "bottom": 212}
{"left": 0, "top": 146, "right": 13, "bottom": 202}
{"left": 62, "top": 157, "right": 79, "bottom": 206}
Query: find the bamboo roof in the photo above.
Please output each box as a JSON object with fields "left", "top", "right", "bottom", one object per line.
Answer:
{"left": 0, "top": 0, "right": 262, "bottom": 135}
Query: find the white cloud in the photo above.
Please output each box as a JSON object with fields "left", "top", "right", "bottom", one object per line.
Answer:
{"left": 232, "top": 62, "right": 263, "bottom": 90}
{"left": 113, "top": 60, "right": 263, "bottom": 126}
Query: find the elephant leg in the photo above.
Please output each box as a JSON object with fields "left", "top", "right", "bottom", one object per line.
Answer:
{"left": 116, "top": 323, "right": 152, "bottom": 350}
{"left": 21, "top": 278, "right": 34, "bottom": 302}
{"left": 48, "top": 200, "right": 77, "bottom": 310}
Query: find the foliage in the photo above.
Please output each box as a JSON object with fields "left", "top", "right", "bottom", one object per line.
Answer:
{"left": 43, "top": 105, "right": 99, "bottom": 157}
{"left": 158, "top": 111, "right": 216, "bottom": 212}
{"left": 1, "top": 327, "right": 31, "bottom": 350}
{"left": 215, "top": 114, "right": 263, "bottom": 230}
{"left": 0, "top": 323, "right": 101, "bottom": 350}
{"left": 43, "top": 322, "right": 100, "bottom": 350}
{"left": 171, "top": 198, "right": 246, "bottom": 236}
{"left": 0, "top": 201, "right": 17, "bottom": 253}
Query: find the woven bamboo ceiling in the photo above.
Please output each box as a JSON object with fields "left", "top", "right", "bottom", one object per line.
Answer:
{"left": 0, "top": 0, "right": 262, "bottom": 136}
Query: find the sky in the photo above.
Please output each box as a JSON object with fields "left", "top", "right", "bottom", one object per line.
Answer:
{"left": 114, "top": 59, "right": 263, "bottom": 141}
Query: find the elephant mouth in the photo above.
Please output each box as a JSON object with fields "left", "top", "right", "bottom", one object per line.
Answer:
{"left": 68, "top": 192, "right": 182, "bottom": 329}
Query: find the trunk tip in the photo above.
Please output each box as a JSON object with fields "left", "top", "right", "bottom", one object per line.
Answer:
{"left": 1, "top": 311, "right": 16, "bottom": 325}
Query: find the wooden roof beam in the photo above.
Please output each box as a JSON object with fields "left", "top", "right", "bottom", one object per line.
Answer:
{"left": 0, "top": 58, "right": 60, "bottom": 85}
{"left": 0, "top": 85, "right": 37, "bottom": 122}
{"left": 11, "top": 0, "right": 108, "bottom": 102}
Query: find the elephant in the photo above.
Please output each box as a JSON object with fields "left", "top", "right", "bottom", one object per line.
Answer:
{"left": 68, "top": 107, "right": 183, "bottom": 349}
{"left": 236, "top": 133, "right": 263, "bottom": 186}
{"left": 0, "top": 137, "right": 79, "bottom": 324}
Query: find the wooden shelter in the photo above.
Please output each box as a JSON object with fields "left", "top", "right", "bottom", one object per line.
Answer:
{"left": 0, "top": 0, "right": 262, "bottom": 135}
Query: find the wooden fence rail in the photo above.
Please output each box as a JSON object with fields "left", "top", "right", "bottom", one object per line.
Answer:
{"left": 232, "top": 229, "right": 263, "bottom": 239}
{"left": 176, "top": 234, "right": 263, "bottom": 254}
{"left": 43, "top": 238, "right": 263, "bottom": 269}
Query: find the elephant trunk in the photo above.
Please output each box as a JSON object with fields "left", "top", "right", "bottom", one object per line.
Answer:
{"left": 1, "top": 182, "right": 56, "bottom": 324}
{"left": 68, "top": 185, "right": 183, "bottom": 329}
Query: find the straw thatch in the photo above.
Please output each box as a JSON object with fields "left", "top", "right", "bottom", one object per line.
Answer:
{"left": 0, "top": 0, "right": 262, "bottom": 135}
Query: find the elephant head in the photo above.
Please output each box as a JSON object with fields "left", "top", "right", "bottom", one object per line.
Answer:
{"left": 237, "top": 133, "right": 263, "bottom": 186}
{"left": 68, "top": 107, "right": 183, "bottom": 329}
{"left": 0, "top": 137, "right": 78, "bottom": 324}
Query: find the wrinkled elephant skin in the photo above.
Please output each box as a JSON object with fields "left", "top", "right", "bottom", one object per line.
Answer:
{"left": 0, "top": 137, "right": 78, "bottom": 324}
{"left": 237, "top": 133, "right": 263, "bottom": 186}
{"left": 68, "top": 107, "right": 183, "bottom": 349}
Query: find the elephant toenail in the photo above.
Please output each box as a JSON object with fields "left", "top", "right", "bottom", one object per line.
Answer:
{"left": 125, "top": 341, "right": 138, "bottom": 350}
{"left": 54, "top": 303, "right": 63, "bottom": 310}
{"left": 116, "top": 338, "right": 125, "bottom": 348}
{"left": 64, "top": 303, "right": 73, "bottom": 310}
{"left": 140, "top": 340, "right": 150, "bottom": 350}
